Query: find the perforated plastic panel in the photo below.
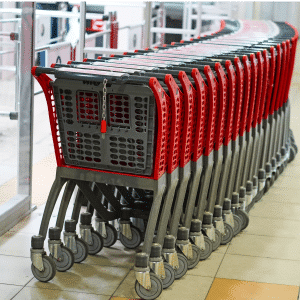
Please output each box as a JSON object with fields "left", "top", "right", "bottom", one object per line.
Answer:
{"left": 53, "top": 79, "right": 156, "bottom": 176}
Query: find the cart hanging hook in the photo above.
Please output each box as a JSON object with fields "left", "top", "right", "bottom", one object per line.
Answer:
{"left": 101, "top": 78, "right": 108, "bottom": 139}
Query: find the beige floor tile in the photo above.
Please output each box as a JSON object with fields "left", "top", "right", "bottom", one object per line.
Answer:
{"left": 0, "top": 231, "right": 32, "bottom": 258}
{"left": 112, "top": 270, "right": 214, "bottom": 300}
{"left": 27, "top": 263, "right": 129, "bottom": 296}
{"left": 84, "top": 241, "right": 135, "bottom": 269}
{"left": 244, "top": 215, "right": 300, "bottom": 239}
{"left": 12, "top": 286, "right": 110, "bottom": 300}
{"left": 216, "top": 254, "right": 300, "bottom": 286}
{"left": 0, "top": 284, "right": 23, "bottom": 299}
{"left": 227, "top": 234, "right": 300, "bottom": 261}
{"left": 0, "top": 255, "right": 33, "bottom": 285}
{"left": 188, "top": 252, "right": 224, "bottom": 277}
{"left": 206, "top": 278, "right": 299, "bottom": 300}
{"left": 249, "top": 200, "right": 300, "bottom": 221}
{"left": 214, "top": 243, "right": 229, "bottom": 254}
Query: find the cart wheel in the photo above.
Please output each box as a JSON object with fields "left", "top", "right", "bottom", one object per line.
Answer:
{"left": 200, "top": 236, "right": 213, "bottom": 260}
{"left": 52, "top": 245, "right": 74, "bottom": 272}
{"left": 103, "top": 224, "right": 118, "bottom": 248}
{"left": 74, "top": 238, "right": 89, "bottom": 263}
{"left": 187, "top": 244, "right": 201, "bottom": 269}
{"left": 292, "top": 143, "right": 298, "bottom": 154}
{"left": 221, "top": 222, "right": 234, "bottom": 245}
{"left": 236, "top": 210, "right": 250, "bottom": 230}
{"left": 289, "top": 146, "right": 296, "bottom": 163}
{"left": 135, "top": 272, "right": 163, "bottom": 300}
{"left": 162, "top": 262, "right": 175, "bottom": 289}
{"left": 31, "top": 255, "right": 56, "bottom": 282}
{"left": 174, "top": 253, "right": 188, "bottom": 279}
{"left": 279, "top": 164, "right": 284, "bottom": 174}
{"left": 88, "top": 231, "right": 104, "bottom": 255}
{"left": 264, "top": 178, "right": 271, "bottom": 193}
{"left": 212, "top": 229, "right": 222, "bottom": 251}
{"left": 120, "top": 226, "right": 142, "bottom": 249}
{"left": 270, "top": 174, "right": 275, "bottom": 186}
{"left": 275, "top": 168, "right": 280, "bottom": 180}
{"left": 233, "top": 214, "right": 242, "bottom": 236}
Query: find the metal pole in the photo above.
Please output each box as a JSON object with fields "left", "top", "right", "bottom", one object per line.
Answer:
{"left": 196, "top": 2, "right": 202, "bottom": 36}
{"left": 17, "top": 1, "right": 35, "bottom": 199}
{"left": 143, "top": 2, "right": 152, "bottom": 48}
{"left": 78, "top": 1, "right": 86, "bottom": 61}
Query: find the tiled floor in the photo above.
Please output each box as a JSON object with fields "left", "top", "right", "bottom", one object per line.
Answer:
{"left": 0, "top": 47, "right": 300, "bottom": 300}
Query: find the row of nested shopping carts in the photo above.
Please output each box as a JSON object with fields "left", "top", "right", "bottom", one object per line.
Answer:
{"left": 30, "top": 19, "right": 298, "bottom": 299}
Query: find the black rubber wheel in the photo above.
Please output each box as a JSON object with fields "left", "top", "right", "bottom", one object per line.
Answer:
{"left": 119, "top": 226, "right": 142, "bottom": 249}
{"left": 135, "top": 272, "right": 163, "bottom": 300}
{"left": 292, "top": 143, "right": 298, "bottom": 154}
{"left": 87, "top": 231, "right": 104, "bottom": 255}
{"left": 270, "top": 174, "right": 275, "bottom": 186}
{"left": 187, "top": 244, "right": 201, "bottom": 269}
{"left": 74, "top": 238, "right": 89, "bottom": 263}
{"left": 200, "top": 236, "right": 213, "bottom": 261}
{"left": 221, "top": 222, "right": 234, "bottom": 245}
{"left": 289, "top": 147, "right": 296, "bottom": 163}
{"left": 279, "top": 164, "right": 284, "bottom": 174}
{"left": 264, "top": 178, "right": 271, "bottom": 193}
{"left": 52, "top": 245, "right": 74, "bottom": 272}
{"left": 103, "top": 224, "right": 118, "bottom": 248}
{"left": 31, "top": 255, "right": 56, "bottom": 282}
{"left": 236, "top": 210, "right": 250, "bottom": 231}
{"left": 174, "top": 253, "right": 188, "bottom": 279}
{"left": 233, "top": 214, "right": 242, "bottom": 236}
{"left": 212, "top": 229, "right": 222, "bottom": 251}
{"left": 162, "top": 262, "right": 175, "bottom": 289}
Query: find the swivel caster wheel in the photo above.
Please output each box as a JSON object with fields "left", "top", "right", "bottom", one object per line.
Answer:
{"left": 88, "top": 231, "right": 104, "bottom": 255}
{"left": 289, "top": 147, "right": 296, "bottom": 163}
{"left": 200, "top": 236, "right": 213, "bottom": 261}
{"left": 187, "top": 244, "right": 201, "bottom": 269}
{"left": 221, "top": 222, "right": 234, "bottom": 245}
{"left": 135, "top": 272, "right": 163, "bottom": 300}
{"left": 292, "top": 143, "right": 298, "bottom": 154}
{"left": 31, "top": 255, "right": 56, "bottom": 282}
{"left": 212, "top": 229, "right": 222, "bottom": 251}
{"left": 270, "top": 174, "right": 275, "bottom": 186}
{"left": 174, "top": 253, "right": 188, "bottom": 279}
{"left": 162, "top": 262, "right": 175, "bottom": 289}
{"left": 233, "top": 214, "right": 242, "bottom": 236}
{"left": 120, "top": 226, "right": 142, "bottom": 249}
{"left": 73, "top": 238, "right": 89, "bottom": 263}
{"left": 103, "top": 224, "right": 118, "bottom": 248}
{"left": 236, "top": 210, "right": 250, "bottom": 231}
{"left": 51, "top": 245, "right": 74, "bottom": 272}
{"left": 264, "top": 179, "right": 271, "bottom": 193}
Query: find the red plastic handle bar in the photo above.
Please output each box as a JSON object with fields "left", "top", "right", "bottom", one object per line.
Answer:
{"left": 191, "top": 68, "right": 206, "bottom": 161}
{"left": 258, "top": 50, "right": 270, "bottom": 125}
{"left": 263, "top": 47, "right": 276, "bottom": 120}
{"left": 279, "top": 40, "right": 290, "bottom": 107}
{"left": 232, "top": 57, "right": 244, "bottom": 140}
{"left": 149, "top": 78, "right": 170, "bottom": 179}
{"left": 203, "top": 66, "right": 217, "bottom": 156}
{"left": 165, "top": 74, "right": 183, "bottom": 173}
{"left": 269, "top": 44, "right": 282, "bottom": 115}
{"left": 224, "top": 60, "right": 236, "bottom": 145}
{"left": 31, "top": 67, "right": 64, "bottom": 167}
{"left": 214, "top": 62, "right": 228, "bottom": 151}
{"left": 178, "top": 71, "right": 196, "bottom": 167}
{"left": 246, "top": 54, "right": 258, "bottom": 132}
{"left": 275, "top": 41, "right": 286, "bottom": 111}
{"left": 252, "top": 52, "right": 263, "bottom": 128}
{"left": 239, "top": 56, "right": 251, "bottom": 135}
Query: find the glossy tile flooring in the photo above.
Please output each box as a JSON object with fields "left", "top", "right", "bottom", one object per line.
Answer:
{"left": 1, "top": 45, "right": 300, "bottom": 300}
